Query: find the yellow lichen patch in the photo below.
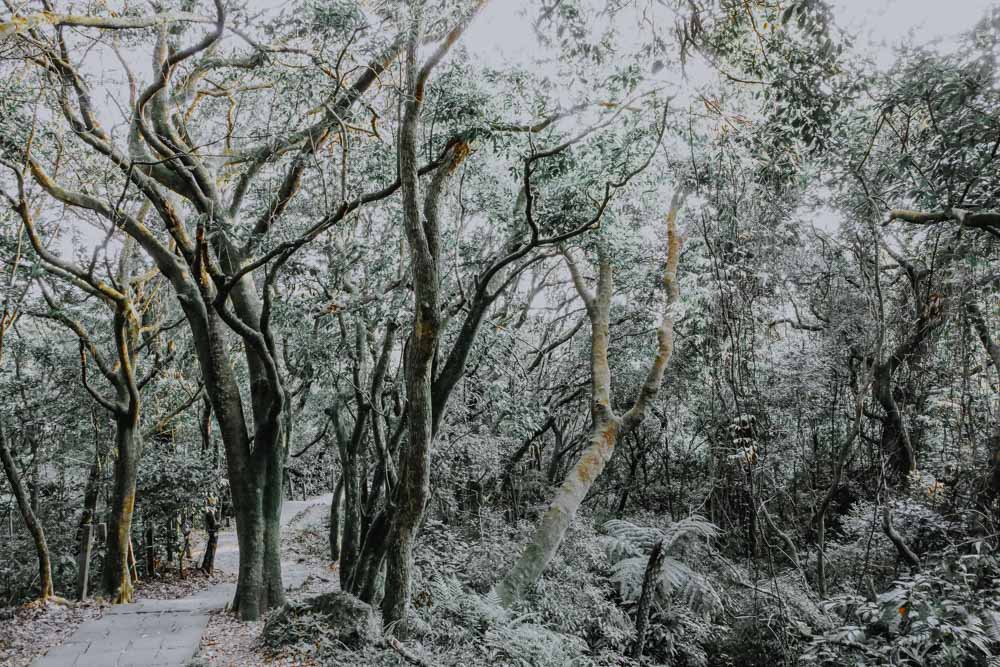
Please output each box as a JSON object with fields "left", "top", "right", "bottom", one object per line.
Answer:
{"left": 448, "top": 140, "right": 472, "bottom": 173}
{"left": 0, "top": 11, "right": 59, "bottom": 36}
{"left": 576, "top": 451, "right": 602, "bottom": 484}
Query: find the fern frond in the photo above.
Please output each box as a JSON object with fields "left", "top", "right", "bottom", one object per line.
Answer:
{"left": 603, "top": 519, "right": 664, "bottom": 553}
{"left": 660, "top": 558, "right": 723, "bottom": 614}
{"left": 661, "top": 515, "right": 718, "bottom": 551}
{"left": 610, "top": 556, "right": 649, "bottom": 602}
{"left": 986, "top": 610, "right": 1000, "bottom": 643}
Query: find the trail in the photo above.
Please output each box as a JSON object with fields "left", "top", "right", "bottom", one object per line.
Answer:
{"left": 32, "top": 494, "right": 332, "bottom": 667}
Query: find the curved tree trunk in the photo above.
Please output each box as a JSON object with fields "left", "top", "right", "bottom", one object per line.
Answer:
{"left": 0, "top": 424, "right": 54, "bottom": 601}
{"left": 380, "top": 3, "right": 474, "bottom": 633}
{"left": 185, "top": 302, "right": 282, "bottom": 620}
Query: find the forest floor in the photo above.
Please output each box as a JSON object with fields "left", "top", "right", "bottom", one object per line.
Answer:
{"left": 4, "top": 494, "right": 335, "bottom": 667}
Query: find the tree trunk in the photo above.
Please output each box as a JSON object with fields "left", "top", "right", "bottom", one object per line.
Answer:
{"left": 632, "top": 538, "right": 666, "bottom": 660}
{"left": 201, "top": 507, "right": 219, "bottom": 574}
{"left": 382, "top": 331, "right": 437, "bottom": 632}
{"left": 497, "top": 417, "right": 622, "bottom": 604}
{"left": 199, "top": 395, "right": 213, "bottom": 454}
{"left": 329, "top": 475, "right": 344, "bottom": 562}
{"left": 874, "top": 373, "right": 915, "bottom": 483}
{"left": 261, "top": 426, "right": 286, "bottom": 608}
{"left": 185, "top": 303, "right": 284, "bottom": 620}
{"left": 381, "top": 5, "right": 471, "bottom": 633}
{"left": 0, "top": 424, "right": 54, "bottom": 601}
{"left": 966, "top": 301, "right": 1000, "bottom": 513}
{"left": 145, "top": 521, "right": 156, "bottom": 578}
{"left": 77, "top": 446, "right": 101, "bottom": 546}
{"left": 616, "top": 449, "right": 641, "bottom": 517}
{"left": 882, "top": 505, "right": 920, "bottom": 572}
{"left": 338, "top": 435, "right": 363, "bottom": 589}
{"left": 102, "top": 414, "right": 140, "bottom": 603}
{"left": 355, "top": 511, "right": 390, "bottom": 603}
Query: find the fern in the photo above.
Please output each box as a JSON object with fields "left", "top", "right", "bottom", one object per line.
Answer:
{"left": 601, "top": 515, "right": 723, "bottom": 616}
{"left": 601, "top": 515, "right": 717, "bottom": 563}
{"left": 987, "top": 610, "right": 1000, "bottom": 643}
{"left": 426, "top": 576, "right": 588, "bottom": 666}
{"left": 602, "top": 519, "right": 664, "bottom": 554}
{"left": 609, "top": 556, "right": 649, "bottom": 601}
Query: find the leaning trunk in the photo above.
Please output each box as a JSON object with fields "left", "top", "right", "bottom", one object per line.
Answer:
{"left": 496, "top": 417, "right": 621, "bottom": 604}
{"left": 0, "top": 424, "right": 54, "bottom": 601}
{"left": 497, "top": 191, "right": 684, "bottom": 605}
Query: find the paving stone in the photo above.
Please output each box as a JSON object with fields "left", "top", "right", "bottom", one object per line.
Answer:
{"left": 75, "top": 648, "right": 127, "bottom": 666}
{"left": 33, "top": 644, "right": 87, "bottom": 667}
{"left": 153, "top": 645, "right": 198, "bottom": 664}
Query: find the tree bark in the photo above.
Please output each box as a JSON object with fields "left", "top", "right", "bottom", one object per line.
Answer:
{"left": 381, "top": 6, "right": 472, "bottom": 632}
{"left": 184, "top": 301, "right": 285, "bottom": 620}
{"left": 329, "top": 475, "right": 345, "bottom": 562}
{"left": 632, "top": 538, "right": 666, "bottom": 660}
{"left": 201, "top": 507, "right": 218, "bottom": 574}
{"left": 0, "top": 423, "right": 54, "bottom": 601}
{"left": 966, "top": 301, "right": 1000, "bottom": 507}
{"left": 102, "top": 413, "right": 140, "bottom": 603}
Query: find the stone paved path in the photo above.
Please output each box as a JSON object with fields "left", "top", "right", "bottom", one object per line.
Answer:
{"left": 32, "top": 494, "right": 332, "bottom": 667}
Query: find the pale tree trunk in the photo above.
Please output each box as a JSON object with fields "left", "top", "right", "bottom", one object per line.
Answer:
{"left": 0, "top": 423, "right": 54, "bottom": 601}
{"left": 496, "top": 191, "right": 685, "bottom": 605}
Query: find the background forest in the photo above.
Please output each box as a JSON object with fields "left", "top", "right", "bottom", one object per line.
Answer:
{"left": 2, "top": 0, "right": 1000, "bottom": 665}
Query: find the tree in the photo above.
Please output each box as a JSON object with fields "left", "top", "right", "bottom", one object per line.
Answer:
{"left": 497, "top": 189, "right": 686, "bottom": 604}
{"left": 0, "top": 414, "right": 54, "bottom": 602}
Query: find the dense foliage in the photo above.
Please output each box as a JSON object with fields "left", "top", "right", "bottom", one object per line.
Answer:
{"left": 2, "top": 0, "right": 1000, "bottom": 664}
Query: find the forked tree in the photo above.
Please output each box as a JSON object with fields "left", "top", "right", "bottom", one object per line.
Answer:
{"left": 497, "top": 190, "right": 686, "bottom": 604}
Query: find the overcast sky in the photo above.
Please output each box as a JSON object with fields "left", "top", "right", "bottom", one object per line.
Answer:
{"left": 466, "top": 0, "right": 997, "bottom": 68}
